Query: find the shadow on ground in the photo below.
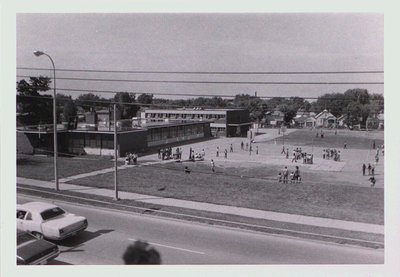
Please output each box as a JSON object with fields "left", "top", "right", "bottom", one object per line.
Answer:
{"left": 53, "top": 229, "right": 114, "bottom": 247}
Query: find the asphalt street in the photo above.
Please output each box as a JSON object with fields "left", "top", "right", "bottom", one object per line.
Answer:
{"left": 17, "top": 194, "right": 384, "bottom": 265}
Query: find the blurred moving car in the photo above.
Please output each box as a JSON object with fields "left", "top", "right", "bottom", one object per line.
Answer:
{"left": 17, "top": 229, "right": 60, "bottom": 265}
{"left": 17, "top": 201, "right": 88, "bottom": 240}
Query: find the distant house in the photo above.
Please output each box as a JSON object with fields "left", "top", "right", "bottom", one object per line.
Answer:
{"left": 267, "top": 110, "right": 285, "bottom": 127}
{"left": 378, "top": 112, "right": 384, "bottom": 129}
{"left": 315, "top": 109, "right": 337, "bottom": 127}
{"left": 293, "top": 110, "right": 316, "bottom": 128}
{"left": 337, "top": 114, "right": 348, "bottom": 127}
{"left": 293, "top": 115, "right": 308, "bottom": 128}
{"left": 366, "top": 112, "right": 384, "bottom": 130}
{"left": 295, "top": 109, "right": 314, "bottom": 118}
{"left": 305, "top": 116, "right": 316, "bottom": 128}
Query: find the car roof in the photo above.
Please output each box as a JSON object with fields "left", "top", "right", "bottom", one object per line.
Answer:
{"left": 18, "top": 202, "right": 59, "bottom": 213}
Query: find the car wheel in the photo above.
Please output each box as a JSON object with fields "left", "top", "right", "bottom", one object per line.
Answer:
{"left": 32, "top": 232, "right": 44, "bottom": 240}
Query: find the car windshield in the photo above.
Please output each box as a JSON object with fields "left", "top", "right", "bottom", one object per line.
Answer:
{"left": 17, "top": 232, "right": 35, "bottom": 245}
{"left": 40, "top": 207, "right": 65, "bottom": 221}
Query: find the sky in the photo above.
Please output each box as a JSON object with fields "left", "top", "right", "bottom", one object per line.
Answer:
{"left": 16, "top": 13, "right": 384, "bottom": 100}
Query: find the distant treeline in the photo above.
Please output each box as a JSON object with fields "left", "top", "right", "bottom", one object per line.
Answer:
{"left": 17, "top": 76, "right": 383, "bottom": 127}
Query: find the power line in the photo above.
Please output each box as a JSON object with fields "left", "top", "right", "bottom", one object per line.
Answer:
{"left": 17, "top": 67, "right": 384, "bottom": 75}
{"left": 16, "top": 87, "right": 385, "bottom": 101}
{"left": 49, "top": 88, "right": 289, "bottom": 99}
{"left": 17, "top": 93, "right": 384, "bottom": 108}
{"left": 16, "top": 75, "right": 384, "bottom": 85}
{"left": 16, "top": 94, "right": 183, "bottom": 108}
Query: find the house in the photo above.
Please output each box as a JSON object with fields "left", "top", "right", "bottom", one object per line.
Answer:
{"left": 293, "top": 111, "right": 316, "bottom": 128}
{"left": 267, "top": 110, "right": 285, "bottom": 127}
{"left": 337, "top": 114, "right": 348, "bottom": 127}
{"left": 377, "top": 112, "right": 384, "bottom": 129}
{"left": 305, "top": 117, "right": 316, "bottom": 128}
{"left": 315, "top": 109, "right": 337, "bottom": 127}
{"left": 293, "top": 115, "right": 308, "bottom": 128}
{"left": 366, "top": 112, "right": 384, "bottom": 130}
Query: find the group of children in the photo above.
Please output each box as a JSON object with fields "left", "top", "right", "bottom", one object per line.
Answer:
{"left": 322, "top": 148, "right": 341, "bottom": 162}
{"left": 158, "top": 147, "right": 175, "bottom": 160}
{"left": 278, "top": 166, "right": 302, "bottom": 184}
{"left": 125, "top": 152, "right": 138, "bottom": 165}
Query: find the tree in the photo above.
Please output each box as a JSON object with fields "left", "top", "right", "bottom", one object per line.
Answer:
{"left": 113, "top": 92, "right": 139, "bottom": 119}
{"left": 62, "top": 98, "right": 77, "bottom": 129}
{"left": 345, "top": 102, "right": 370, "bottom": 127}
{"left": 137, "top": 93, "right": 154, "bottom": 105}
{"left": 344, "top": 88, "right": 370, "bottom": 105}
{"left": 16, "top": 76, "right": 53, "bottom": 125}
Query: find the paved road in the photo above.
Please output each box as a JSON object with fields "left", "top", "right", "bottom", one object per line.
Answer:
{"left": 17, "top": 194, "right": 383, "bottom": 265}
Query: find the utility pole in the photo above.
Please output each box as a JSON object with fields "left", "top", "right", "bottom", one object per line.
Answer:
{"left": 114, "top": 104, "right": 119, "bottom": 200}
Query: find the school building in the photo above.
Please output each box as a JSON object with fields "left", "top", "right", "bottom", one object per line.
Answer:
{"left": 140, "top": 108, "right": 251, "bottom": 137}
{"left": 17, "top": 116, "right": 211, "bottom": 157}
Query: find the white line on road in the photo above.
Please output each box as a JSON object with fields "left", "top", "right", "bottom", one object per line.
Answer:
{"left": 128, "top": 239, "right": 205, "bottom": 255}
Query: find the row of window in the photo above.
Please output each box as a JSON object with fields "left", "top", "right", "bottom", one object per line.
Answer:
{"left": 146, "top": 113, "right": 226, "bottom": 120}
{"left": 69, "top": 133, "right": 114, "bottom": 149}
{"left": 147, "top": 124, "right": 205, "bottom": 141}
{"left": 68, "top": 124, "right": 206, "bottom": 148}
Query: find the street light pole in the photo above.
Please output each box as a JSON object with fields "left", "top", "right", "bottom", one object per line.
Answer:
{"left": 114, "top": 104, "right": 119, "bottom": 200}
{"left": 34, "top": 51, "right": 59, "bottom": 191}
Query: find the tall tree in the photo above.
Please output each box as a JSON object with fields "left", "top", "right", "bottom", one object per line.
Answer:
{"left": 137, "top": 93, "right": 154, "bottom": 105}
{"left": 16, "top": 76, "right": 53, "bottom": 125}
{"left": 113, "top": 92, "right": 139, "bottom": 119}
{"left": 62, "top": 98, "right": 77, "bottom": 129}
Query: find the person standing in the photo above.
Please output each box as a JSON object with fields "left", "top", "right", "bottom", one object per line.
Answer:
{"left": 189, "top": 147, "right": 193, "bottom": 160}
{"left": 249, "top": 144, "right": 252, "bottom": 155}
{"left": 224, "top": 149, "right": 228, "bottom": 159}
{"left": 245, "top": 142, "right": 249, "bottom": 151}
{"left": 294, "top": 166, "right": 300, "bottom": 183}
{"left": 373, "top": 140, "right": 376, "bottom": 149}
{"left": 241, "top": 141, "right": 244, "bottom": 150}
{"left": 216, "top": 146, "right": 219, "bottom": 157}
{"left": 343, "top": 142, "right": 347, "bottom": 149}
{"left": 371, "top": 164, "right": 375, "bottom": 176}
{"left": 283, "top": 166, "right": 289, "bottom": 184}
{"left": 201, "top": 149, "right": 205, "bottom": 158}
{"left": 230, "top": 144, "right": 233, "bottom": 153}
{"left": 211, "top": 159, "right": 215, "bottom": 172}
{"left": 368, "top": 163, "right": 372, "bottom": 175}
{"left": 362, "top": 163, "right": 366, "bottom": 176}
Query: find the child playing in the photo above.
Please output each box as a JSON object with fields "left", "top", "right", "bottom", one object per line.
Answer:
{"left": 289, "top": 172, "right": 295, "bottom": 183}
{"left": 277, "top": 172, "right": 282, "bottom": 183}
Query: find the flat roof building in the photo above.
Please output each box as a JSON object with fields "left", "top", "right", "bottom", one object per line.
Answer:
{"left": 17, "top": 118, "right": 211, "bottom": 157}
{"left": 141, "top": 108, "right": 251, "bottom": 137}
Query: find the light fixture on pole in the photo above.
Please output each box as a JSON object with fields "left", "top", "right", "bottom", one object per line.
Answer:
{"left": 34, "top": 50, "right": 59, "bottom": 191}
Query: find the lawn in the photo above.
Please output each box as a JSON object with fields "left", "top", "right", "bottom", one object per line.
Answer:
{"left": 17, "top": 154, "right": 124, "bottom": 181}
{"left": 69, "top": 161, "right": 384, "bottom": 224}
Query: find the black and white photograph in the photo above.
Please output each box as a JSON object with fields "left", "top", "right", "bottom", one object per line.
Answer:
{"left": 2, "top": 1, "right": 400, "bottom": 277}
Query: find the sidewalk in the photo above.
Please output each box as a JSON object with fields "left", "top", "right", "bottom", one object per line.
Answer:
{"left": 17, "top": 176, "right": 384, "bottom": 235}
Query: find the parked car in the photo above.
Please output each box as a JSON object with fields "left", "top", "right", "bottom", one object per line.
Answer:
{"left": 17, "top": 229, "right": 60, "bottom": 265}
{"left": 17, "top": 202, "right": 88, "bottom": 240}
